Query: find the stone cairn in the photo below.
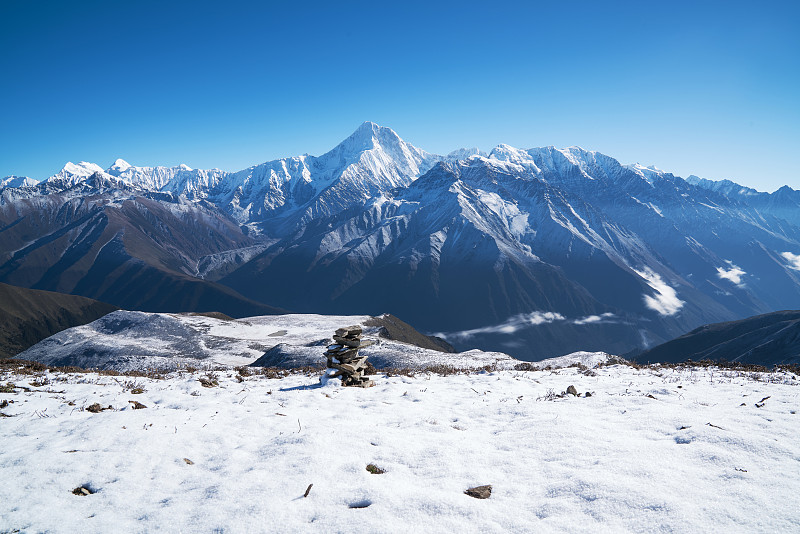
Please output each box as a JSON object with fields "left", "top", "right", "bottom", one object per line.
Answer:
{"left": 324, "top": 325, "right": 374, "bottom": 387}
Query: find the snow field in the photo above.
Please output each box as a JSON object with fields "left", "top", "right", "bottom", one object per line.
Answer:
{"left": 1, "top": 364, "right": 799, "bottom": 533}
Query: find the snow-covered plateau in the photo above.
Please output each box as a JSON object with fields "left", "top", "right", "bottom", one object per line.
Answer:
{"left": 1, "top": 360, "right": 798, "bottom": 533}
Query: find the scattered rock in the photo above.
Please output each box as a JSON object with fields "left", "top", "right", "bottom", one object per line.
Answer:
{"left": 183, "top": 458, "right": 194, "bottom": 465}
{"left": 268, "top": 330, "right": 287, "bottom": 337}
{"left": 128, "top": 400, "right": 147, "bottom": 410}
{"left": 465, "top": 485, "right": 492, "bottom": 499}
{"left": 72, "top": 486, "right": 93, "bottom": 496}
{"left": 86, "top": 403, "right": 112, "bottom": 413}
{"left": 566, "top": 385, "right": 578, "bottom": 396}
{"left": 584, "top": 392, "right": 592, "bottom": 398}
{"left": 130, "top": 387, "right": 145, "bottom": 395}
{"left": 366, "top": 464, "right": 385, "bottom": 474}
{"left": 0, "top": 399, "right": 8, "bottom": 409}
{"left": 336, "top": 325, "right": 362, "bottom": 337}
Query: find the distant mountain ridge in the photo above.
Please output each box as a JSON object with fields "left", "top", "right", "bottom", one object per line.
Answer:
{"left": 688, "top": 175, "right": 800, "bottom": 227}
{"left": 634, "top": 310, "right": 800, "bottom": 366}
{"left": 3, "top": 122, "right": 800, "bottom": 361}
{"left": 0, "top": 282, "right": 117, "bottom": 358}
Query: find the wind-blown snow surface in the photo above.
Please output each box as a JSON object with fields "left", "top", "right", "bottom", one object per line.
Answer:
{"left": 1, "top": 363, "right": 798, "bottom": 533}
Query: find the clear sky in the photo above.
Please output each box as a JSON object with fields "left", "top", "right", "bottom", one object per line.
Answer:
{"left": 1, "top": 0, "right": 798, "bottom": 191}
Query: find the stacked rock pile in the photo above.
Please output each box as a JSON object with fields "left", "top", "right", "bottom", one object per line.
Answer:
{"left": 324, "top": 325, "right": 374, "bottom": 387}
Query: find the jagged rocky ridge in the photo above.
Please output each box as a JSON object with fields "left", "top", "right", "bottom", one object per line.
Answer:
{"left": 3, "top": 122, "right": 800, "bottom": 361}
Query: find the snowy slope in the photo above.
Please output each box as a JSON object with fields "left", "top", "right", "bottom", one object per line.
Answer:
{"left": 1, "top": 361, "right": 798, "bottom": 533}
{"left": 15, "top": 310, "right": 518, "bottom": 371}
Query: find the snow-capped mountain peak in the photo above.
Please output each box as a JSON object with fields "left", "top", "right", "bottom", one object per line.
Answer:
{"left": 0, "top": 175, "right": 38, "bottom": 189}
{"left": 322, "top": 121, "right": 416, "bottom": 162}
{"left": 488, "top": 144, "right": 540, "bottom": 171}
{"left": 43, "top": 161, "right": 106, "bottom": 187}
{"left": 107, "top": 158, "right": 132, "bottom": 175}
{"left": 446, "top": 147, "right": 487, "bottom": 160}
{"left": 306, "top": 122, "right": 438, "bottom": 197}
{"left": 61, "top": 161, "right": 104, "bottom": 176}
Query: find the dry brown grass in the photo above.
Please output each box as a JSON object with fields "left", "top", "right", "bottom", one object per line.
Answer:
{"left": 382, "top": 363, "right": 499, "bottom": 377}
{"left": 0, "top": 358, "right": 168, "bottom": 379}
{"left": 198, "top": 374, "right": 219, "bottom": 388}
{"left": 248, "top": 365, "right": 324, "bottom": 378}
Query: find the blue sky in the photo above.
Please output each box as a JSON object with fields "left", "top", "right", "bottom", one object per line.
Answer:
{"left": 1, "top": 0, "right": 798, "bottom": 191}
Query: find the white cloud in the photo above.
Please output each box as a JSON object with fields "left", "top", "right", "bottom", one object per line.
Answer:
{"left": 781, "top": 252, "right": 800, "bottom": 271}
{"left": 634, "top": 267, "right": 684, "bottom": 317}
{"left": 437, "top": 310, "right": 622, "bottom": 340}
{"left": 716, "top": 262, "right": 746, "bottom": 286}
{"left": 436, "top": 311, "right": 565, "bottom": 340}
{"left": 573, "top": 313, "right": 616, "bottom": 325}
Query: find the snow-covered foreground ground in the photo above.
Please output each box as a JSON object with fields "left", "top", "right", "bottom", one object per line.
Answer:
{"left": 1, "top": 362, "right": 799, "bottom": 533}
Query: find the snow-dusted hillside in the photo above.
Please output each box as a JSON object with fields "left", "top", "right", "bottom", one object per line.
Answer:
{"left": 1, "top": 360, "right": 798, "bottom": 532}
{"left": 15, "top": 310, "right": 518, "bottom": 371}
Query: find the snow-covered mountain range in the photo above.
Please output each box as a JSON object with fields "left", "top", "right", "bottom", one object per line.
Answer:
{"left": 3, "top": 122, "right": 800, "bottom": 361}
